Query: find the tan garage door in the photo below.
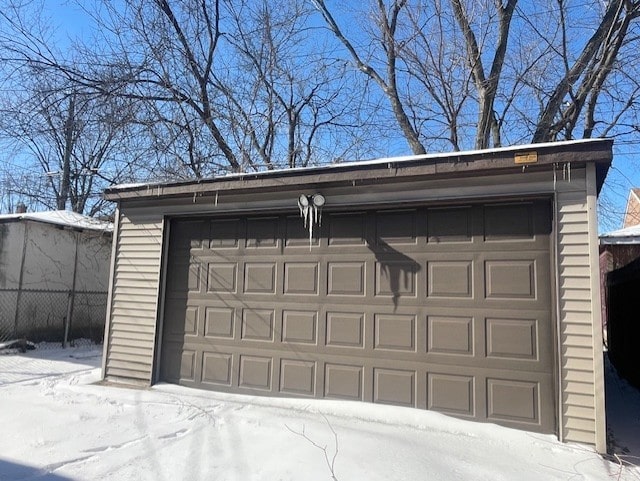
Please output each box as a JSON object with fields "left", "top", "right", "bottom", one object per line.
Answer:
{"left": 160, "top": 199, "right": 555, "bottom": 432}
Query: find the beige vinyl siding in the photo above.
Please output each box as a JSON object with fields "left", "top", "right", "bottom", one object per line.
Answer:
{"left": 585, "top": 164, "right": 607, "bottom": 452}
{"left": 103, "top": 209, "right": 164, "bottom": 384}
{"left": 555, "top": 182, "right": 602, "bottom": 447}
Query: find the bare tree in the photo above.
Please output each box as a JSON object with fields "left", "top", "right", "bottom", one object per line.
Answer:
{"left": 531, "top": 0, "right": 640, "bottom": 142}
{"left": 450, "top": 0, "right": 517, "bottom": 149}
{"left": 0, "top": 71, "right": 140, "bottom": 215}
{"left": 0, "top": 0, "right": 371, "bottom": 176}
{"left": 2, "top": 0, "right": 640, "bottom": 189}
{"left": 312, "top": 0, "right": 640, "bottom": 152}
{"left": 223, "top": 0, "right": 361, "bottom": 169}
{"left": 313, "top": 0, "right": 429, "bottom": 154}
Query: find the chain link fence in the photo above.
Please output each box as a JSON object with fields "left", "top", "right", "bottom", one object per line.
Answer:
{"left": 0, "top": 289, "right": 107, "bottom": 350}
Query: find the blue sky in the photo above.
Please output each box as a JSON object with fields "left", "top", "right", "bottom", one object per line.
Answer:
{"left": 41, "top": 1, "right": 640, "bottom": 232}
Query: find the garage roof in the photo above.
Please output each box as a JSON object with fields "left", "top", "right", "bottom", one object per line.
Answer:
{"left": 105, "top": 138, "right": 612, "bottom": 201}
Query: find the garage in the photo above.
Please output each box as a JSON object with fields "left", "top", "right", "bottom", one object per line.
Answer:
{"left": 101, "top": 139, "right": 611, "bottom": 450}
{"left": 159, "top": 200, "right": 554, "bottom": 432}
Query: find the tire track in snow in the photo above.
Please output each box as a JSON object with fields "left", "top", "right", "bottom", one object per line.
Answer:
{"left": 31, "top": 438, "right": 148, "bottom": 478}
{"left": 157, "top": 428, "right": 189, "bottom": 440}
{"left": 40, "top": 428, "right": 193, "bottom": 477}
{"left": 81, "top": 435, "right": 151, "bottom": 454}
{"left": 0, "top": 366, "right": 98, "bottom": 386}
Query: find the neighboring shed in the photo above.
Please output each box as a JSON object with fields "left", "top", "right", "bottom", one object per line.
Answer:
{"left": 600, "top": 219, "right": 640, "bottom": 389}
{"left": 102, "top": 138, "right": 611, "bottom": 452}
{"left": 599, "top": 219, "right": 640, "bottom": 344}
{"left": 600, "top": 223, "right": 640, "bottom": 246}
{"left": 0, "top": 210, "right": 113, "bottom": 344}
{"left": 605, "top": 256, "right": 640, "bottom": 389}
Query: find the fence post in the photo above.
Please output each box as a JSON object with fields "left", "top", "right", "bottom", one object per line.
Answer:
{"left": 63, "top": 231, "right": 80, "bottom": 348}
{"left": 13, "top": 222, "right": 30, "bottom": 338}
{"left": 63, "top": 290, "right": 74, "bottom": 348}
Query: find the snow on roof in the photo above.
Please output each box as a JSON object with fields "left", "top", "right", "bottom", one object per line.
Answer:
{"left": 600, "top": 223, "right": 640, "bottom": 244}
{"left": 107, "top": 137, "right": 609, "bottom": 192}
{"left": 0, "top": 210, "right": 113, "bottom": 232}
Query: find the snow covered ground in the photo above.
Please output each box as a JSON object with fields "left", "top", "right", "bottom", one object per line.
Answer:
{"left": 1, "top": 346, "right": 639, "bottom": 481}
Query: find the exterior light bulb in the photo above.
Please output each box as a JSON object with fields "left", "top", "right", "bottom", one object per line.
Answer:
{"left": 312, "top": 193, "right": 325, "bottom": 207}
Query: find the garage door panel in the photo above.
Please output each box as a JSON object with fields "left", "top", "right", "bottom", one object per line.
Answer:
{"left": 161, "top": 200, "right": 555, "bottom": 433}
{"left": 241, "top": 308, "right": 275, "bottom": 342}
{"left": 283, "top": 262, "right": 319, "bottom": 295}
{"left": 326, "top": 311, "right": 365, "bottom": 348}
{"left": 169, "top": 219, "right": 207, "bottom": 251}
{"left": 427, "top": 206, "right": 473, "bottom": 243}
{"left": 420, "top": 354, "right": 551, "bottom": 372}
{"left": 166, "top": 302, "right": 552, "bottom": 371}
{"left": 373, "top": 367, "right": 416, "bottom": 406}
{"left": 476, "top": 243, "right": 551, "bottom": 253}
{"left": 163, "top": 297, "right": 195, "bottom": 336}
{"left": 485, "top": 260, "right": 536, "bottom": 299}
{"left": 201, "top": 352, "right": 233, "bottom": 386}
{"left": 427, "top": 372, "right": 475, "bottom": 416}
{"left": 282, "top": 310, "right": 318, "bottom": 344}
{"left": 161, "top": 344, "right": 196, "bottom": 383}
{"left": 484, "top": 203, "right": 536, "bottom": 241}
{"left": 427, "top": 315, "right": 474, "bottom": 356}
{"left": 426, "top": 367, "right": 554, "bottom": 431}
{"left": 422, "top": 242, "right": 550, "bottom": 254}
{"left": 427, "top": 260, "right": 473, "bottom": 298}
{"left": 179, "top": 332, "right": 549, "bottom": 373}
{"left": 487, "top": 378, "right": 541, "bottom": 425}
{"left": 243, "top": 262, "right": 277, "bottom": 294}
{"left": 238, "top": 354, "right": 273, "bottom": 390}
{"left": 375, "top": 210, "right": 419, "bottom": 245}
{"left": 167, "top": 260, "right": 202, "bottom": 294}
{"left": 280, "top": 359, "right": 317, "bottom": 396}
{"left": 374, "top": 260, "right": 419, "bottom": 299}
{"left": 204, "top": 307, "right": 235, "bottom": 339}
{"left": 208, "top": 218, "right": 241, "bottom": 249}
{"left": 324, "top": 363, "right": 364, "bottom": 400}
{"left": 285, "top": 215, "right": 320, "bottom": 247}
{"left": 484, "top": 202, "right": 551, "bottom": 244}
{"left": 245, "top": 217, "right": 279, "bottom": 248}
{"left": 373, "top": 313, "right": 417, "bottom": 352}
{"left": 206, "top": 262, "right": 237, "bottom": 293}
{"left": 486, "top": 318, "right": 539, "bottom": 360}
{"left": 327, "top": 261, "right": 366, "bottom": 296}
{"left": 327, "top": 212, "right": 367, "bottom": 246}
{"left": 482, "top": 253, "right": 552, "bottom": 305}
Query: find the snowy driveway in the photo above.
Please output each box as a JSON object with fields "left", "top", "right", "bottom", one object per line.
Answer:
{"left": 0, "top": 347, "right": 638, "bottom": 481}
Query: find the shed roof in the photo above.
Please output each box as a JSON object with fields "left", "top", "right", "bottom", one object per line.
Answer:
{"left": 600, "top": 224, "right": 640, "bottom": 245}
{"left": 0, "top": 210, "right": 113, "bottom": 233}
{"left": 105, "top": 138, "right": 613, "bottom": 201}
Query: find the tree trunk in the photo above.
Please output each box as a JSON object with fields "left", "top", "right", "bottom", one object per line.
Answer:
{"left": 59, "top": 96, "right": 75, "bottom": 211}
{"left": 532, "top": 0, "right": 625, "bottom": 142}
